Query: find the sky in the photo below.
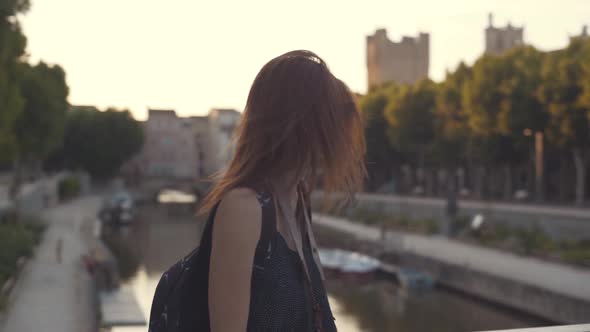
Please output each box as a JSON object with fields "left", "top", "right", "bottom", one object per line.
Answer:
{"left": 20, "top": 0, "right": 589, "bottom": 120}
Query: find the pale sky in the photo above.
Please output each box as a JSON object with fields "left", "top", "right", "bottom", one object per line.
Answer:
{"left": 20, "top": 0, "right": 589, "bottom": 120}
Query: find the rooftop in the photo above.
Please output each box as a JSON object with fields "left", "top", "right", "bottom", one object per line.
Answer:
{"left": 148, "top": 109, "right": 177, "bottom": 116}
{"left": 210, "top": 108, "right": 240, "bottom": 115}
{"left": 487, "top": 13, "right": 524, "bottom": 32}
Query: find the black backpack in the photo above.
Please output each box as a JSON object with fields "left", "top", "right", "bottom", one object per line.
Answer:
{"left": 147, "top": 203, "right": 216, "bottom": 332}
{"left": 148, "top": 196, "right": 277, "bottom": 332}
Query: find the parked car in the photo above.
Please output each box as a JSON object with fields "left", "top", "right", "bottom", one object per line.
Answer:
{"left": 98, "top": 191, "right": 136, "bottom": 225}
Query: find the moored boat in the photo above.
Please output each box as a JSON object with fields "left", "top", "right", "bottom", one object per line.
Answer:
{"left": 319, "top": 248, "right": 380, "bottom": 279}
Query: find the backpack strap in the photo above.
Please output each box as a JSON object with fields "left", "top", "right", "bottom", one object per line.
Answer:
{"left": 249, "top": 188, "right": 277, "bottom": 271}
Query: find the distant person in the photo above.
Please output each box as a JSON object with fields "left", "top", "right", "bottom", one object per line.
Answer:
{"left": 149, "top": 50, "right": 366, "bottom": 331}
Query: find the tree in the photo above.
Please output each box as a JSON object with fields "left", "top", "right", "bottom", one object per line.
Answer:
{"left": 498, "top": 47, "right": 548, "bottom": 200}
{"left": 0, "top": 0, "right": 29, "bottom": 162}
{"left": 61, "top": 107, "right": 144, "bottom": 179}
{"left": 13, "top": 62, "right": 69, "bottom": 174}
{"left": 433, "top": 63, "right": 472, "bottom": 221}
{"left": 385, "top": 79, "right": 437, "bottom": 194}
{"left": 464, "top": 54, "right": 529, "bottom": 199}
{"left": 433, "top": 62, "right": 472, "bottom": 168}
{"left": 359, "top": 83, "right": 403, "bottom": 191}
{"left": 539, "top": 39, "right": 590, "bottom": 205}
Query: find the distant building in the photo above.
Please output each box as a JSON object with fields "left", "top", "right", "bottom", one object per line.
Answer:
{"left": 366, "top": 28, "right": 430, "bottom": 89}
{"left": 190, "top": 115, "right": 210, "bottom": 178}
{"left": 570, "top": 25, "right": 589, "bottom": 42}
{"left": 140, "top": 109, "right": 199, "bottom": 178}
{"left": 485, "top": 13, "right": 524, "bottom": 56}
{"left": 134, "top": 108, "right": 241, "bottom": 180}
{"left": 205, "top": 109, "right": 240, "bottom": 175}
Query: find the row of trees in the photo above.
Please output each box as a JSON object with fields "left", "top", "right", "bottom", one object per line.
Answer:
{"left": 0, "top": 0, "right": 144, "bottom": 194}
{"left": 46, "top": 107, "right": 145, "bottom": 179}
{"left": 361, "top": 38, "right": 590, "bottom": 205}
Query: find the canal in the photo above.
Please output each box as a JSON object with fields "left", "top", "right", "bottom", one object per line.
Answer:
{"left": 109, "top": 200, "right": 546, "bottom": 332}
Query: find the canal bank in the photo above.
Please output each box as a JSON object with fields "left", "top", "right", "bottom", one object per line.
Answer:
{"left": 314, "top": 214, "right": 590, "bottom": 324}
{"left": 312, "top": 191, "right": 590, "bottom": 241}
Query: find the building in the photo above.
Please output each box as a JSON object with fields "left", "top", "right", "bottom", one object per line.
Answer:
{"left": 570, "top": 25, "right": 589, "bottom": 42}
{"left": 134, "top": 108, "right": 241, "bottom": 180}
{"left": 140, "top": 109, "right": 199, "bottom": 178}
{"left": 485, "top": 14, "right": 524, "bottom": 56}
{"left": 206, "top": 108, "right": 241, "bottom": 174}
{"left": 366, "top": 28, "right": 429, "bottom": 89}
{"left": 190, "top": 115, "right": 210, "bottom": 178}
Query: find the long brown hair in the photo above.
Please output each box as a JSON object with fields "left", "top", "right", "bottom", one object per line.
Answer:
{"left": 199, "top": 50, "right": 366, "bottom": 213}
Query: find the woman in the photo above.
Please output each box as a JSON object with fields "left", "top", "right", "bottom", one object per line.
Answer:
{"left": 149, "top": 50, "right": 365, "bottom": 332}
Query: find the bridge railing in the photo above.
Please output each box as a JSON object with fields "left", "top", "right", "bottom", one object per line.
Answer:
{"left": 477, "top": 324, "right": 590, "bottom": 332}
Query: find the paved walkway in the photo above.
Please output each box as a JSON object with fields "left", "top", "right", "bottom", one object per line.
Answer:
{"left": 314, "top": 214, "right": 590, "bottom": 302}
{"left": 355, "top": 192, "right": 590, "bottom": 219}
{"left": 0, "top": 196, "right": 102, "bottom": 332}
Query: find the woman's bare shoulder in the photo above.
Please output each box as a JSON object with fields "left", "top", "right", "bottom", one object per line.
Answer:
{"left": 213, "top": 187, "right": 262, "bottom": 240}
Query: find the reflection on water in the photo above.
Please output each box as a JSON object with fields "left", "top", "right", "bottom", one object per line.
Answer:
{"left": 327, "top": 279, "right": 544, "bottom": 332}
{"left": 111, "top": 203, "right": 545, "bottom": 332}
{"left": 157, "top": 189, "right": 197, "bottom": 204}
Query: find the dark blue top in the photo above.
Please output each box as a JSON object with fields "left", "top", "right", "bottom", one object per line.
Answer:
{"left": 148, "top": 186, "right": 336, "bottom": 332}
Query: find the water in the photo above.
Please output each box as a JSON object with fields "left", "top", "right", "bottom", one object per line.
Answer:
{"left": 110, "top": 202, "right": 545, "bottom": 332}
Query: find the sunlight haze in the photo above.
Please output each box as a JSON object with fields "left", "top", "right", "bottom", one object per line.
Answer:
{"left": 21, "top": 0, "right": 589, "bottom": 120}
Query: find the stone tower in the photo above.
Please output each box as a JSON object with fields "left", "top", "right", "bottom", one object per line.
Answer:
{"left": 570, "top": 25, "right": 589, "bottom": 42}
{"left": 485, "top": 13, "right": 524, "bottom": 55}
{"left": 366, "top": 29, "right": 430, "bottom": 89}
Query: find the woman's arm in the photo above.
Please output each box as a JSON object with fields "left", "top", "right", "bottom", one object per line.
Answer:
{"left": 208, "top": 188, "right": 262, "bottom": 332}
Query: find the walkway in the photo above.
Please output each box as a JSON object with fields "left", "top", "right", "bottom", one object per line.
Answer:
{"left": 314, "top": 214, "right": 590, "bottom": 302}
{"left": 355, "top": 192, "right": 590, "bottom": 219}
{"left": 0, "top": 196, "right": 102, "bottom": 332}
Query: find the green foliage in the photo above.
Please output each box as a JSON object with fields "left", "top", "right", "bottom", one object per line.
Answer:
{"left": 539, "top": 39, "right": 590, "bottom": 149}
{"left": 61, "top": 107, "right": 145, "bottom": 179}
{"left": 0, "top": 0, "right": 30, "bottom": 17}
{"left": 0, "top": 0, "right": 29, "bottom": 161}
{"left": 425, "top": 219, "right": 440, "bottom": 235}
{"left": 432, "top": 62, "right": 472, "bottom": 166}
{"left": 513, "top": 226, "right": 555, "bottom": 255}
{"left": 58, "top": 175, "right": 80, "bottom": 201}
{"left": 0, "top": 218, "right": 45, "bottom": 305}
{"left": 452, "top": 215, "right": 470, "bottom": 230}
{"left": 361, "top": 38, "right": 590, "bottom": 202}
{"left": 359, "top": 85, "right": 402, "bottom": 190}
{"left": 0, "top": 67, "right": 22, "bottom": 161}
{"left": 347, "top": 207, "right": 439, "bottom": 235}
{"left": 560, "top": 239, "right": 590, "bottom": 267}
{"left": 14, "top": 62, "right": 69, "bottom": 161}
{"left": 462, "top": 52, "right": 537, "bottom": 165}
{"left": 385, "top": 79, "right": 437, "bottom": 165}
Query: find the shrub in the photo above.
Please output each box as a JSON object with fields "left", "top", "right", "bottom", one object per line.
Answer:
{"left": 515, "top": 227, "right": 555, "bottom": 255}
{"left": 560, "top": 239, "right": 590, "bottom": 267}
{"left": 561, "top": 248, "right": 590, "bottom": 266}
{"left": 0, "top": 220, "right": 45, "bottom": 309}
{"left": 425, "top": 219, "right": 440, "bottom": 235}
{"left": 452, "top": 215, "right": 470, "bottom": 232}
{"left": 58, "top": 175, "right": 81, "bottom": 201}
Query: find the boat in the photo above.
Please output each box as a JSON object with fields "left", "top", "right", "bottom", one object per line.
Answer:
{"left": 319, "top": 248, "right": 381, "bottom": 279}
{"left": 396, "top": 268, "right": 435, "bottom": 290}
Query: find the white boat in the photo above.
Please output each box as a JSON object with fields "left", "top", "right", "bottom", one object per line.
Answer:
{"left": 319, "top": 248, "right": 381, "bottom": 276}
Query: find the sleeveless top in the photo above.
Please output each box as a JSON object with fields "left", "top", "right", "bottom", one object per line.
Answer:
{"left": 148, "top": 186, "right": 337, "bottom": 332}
